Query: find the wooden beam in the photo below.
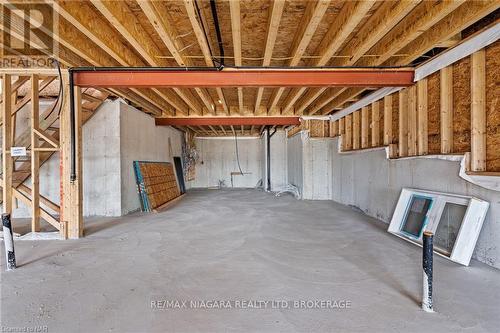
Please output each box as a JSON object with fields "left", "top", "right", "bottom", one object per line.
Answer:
{"left": 470, "top": 49, "right": 486, "bottom": 172}
{"left": 137, "top": 0, "right": 214, "bottom": 115}
{"left": 359, "top": 0, "right": 466, "bottom": 67}
{"left": 361, "top": 106, "right": 369, "bottom": 149}
{"left": 89, "top": 0, "right": 193, "bottom": 115}
{"left": 399, "top": 89, "right": 409, "bottom": 157}
{"left": 282, "top": 0, "right": 375, "bottom": 113}
{"left": 183, "top": 0, "right": 228, "bottom": 114}
{"left": 353, "top": 110, "right": 361, "bottom": 150}
{"left": 255, "top": 0, "right": 285, "bottom": 114}
{"left": 60, "top": 80, "right": 82, "bottom": 239}
{"left": 208, "top": 125, "right": 219, "bottom": 136}
{"left": 440, "top": 66, "right": 453, "bottom": 154}
{"left": 31, "top": 74, "right": 41, "bottom": 232}
{"left": 392, "top": 0, "right": 499, "bottom": 66}
{"left": 302, "top": 0, "right": 418, "bottom": 115}
{"left": 417, "top": 78, "right": 428, "bottom": 155}
{"left": 2, "top": 74, "right": 13, "bottom": 214}
{"left": 408, "top": 85, "right": 417, "bottom": 156}
{"left": 11, "top": 2, "right": 168, "bottom": 116}
{"left": 383, "top": 95, "right": 393, "bottom": 145}
{"left": 267, "top": 0, "right": 330, "bottom": 113}
{"left": 229, "top": 0, "right": 243, "bottom": 114}
{"left": 316, "top": 0, "right": 468, "bottom": 114}
{"left": 371, "top": 101, "right": 380, "bottom": 147}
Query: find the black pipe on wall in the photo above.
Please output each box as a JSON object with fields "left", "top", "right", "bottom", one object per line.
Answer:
{"left": 266, "top": 127, "right": 277, "bottom": 192}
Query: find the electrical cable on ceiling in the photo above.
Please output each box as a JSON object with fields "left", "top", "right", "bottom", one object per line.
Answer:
{"left": 209, "top": 0, "right": 225, "bottom": 69}
{"left": 194, "top": 0, "right": 223, "bottom": 69}
{"left": 234, "top": 131, "right": 244, "bottom": 175}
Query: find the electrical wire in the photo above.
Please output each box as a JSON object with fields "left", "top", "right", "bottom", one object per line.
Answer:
{"left": 49, "top": 57, "right": 64, "bottom": 117}
{"left": 234, "top": 131, "right": 244, "bottom": 175}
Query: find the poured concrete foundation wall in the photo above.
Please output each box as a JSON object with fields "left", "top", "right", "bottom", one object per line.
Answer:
{"left": 293, "top": 134, "right": 500, "bottom": 268}
{"left": 287, "top": 132, "right": 333, "bottom": 199}
{"left": 119, "top": 102, "right": 183, "bottom": 214}
{"left": 190, "top": 137, "right": 262, "bottom": 188}
{"left": 83, "top": 100, "right": 122, "bottom": 216}
{"left": 5, "top": 99, "right": 183, "bottom": 218}
{"left": 262, "top": 130, "right": 288, "bottom": 191}
{"left": 287, "top": 133, "right": 303, "bottom": 196}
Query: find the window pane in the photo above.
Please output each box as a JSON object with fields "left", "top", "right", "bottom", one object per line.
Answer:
{"left": 434, "top": 203, "right": 467, "bottom": 254}
{"left": 401, "top": 195, "right": 433, "bottom": 238}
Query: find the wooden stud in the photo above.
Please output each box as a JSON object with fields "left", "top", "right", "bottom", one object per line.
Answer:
{"left": 61, "top": 80, "right": 83, "bottom": 239}
{"left": 361, "top": 106, "right": 369, "bottom": 148}
{"left": 371, "top": 101, "right": 380, "bottom": 147}
{"left": 408, "top": 85, "right": 417, "bottom": 156}
{"left": 344, "top": 115, "right": 353, "bottom": 151}
{"left": 353, "top": 110, "right": 361, "bottom": 150}
{"left": 329, "top": 120, "right": 339, "bottom": 137}
{"left": 470, "top": 49, "right": 486, "bottom": 172}
{"left": 339, "top": 117, "right": 345, "bottom": 135}
{"left": 2, "top": 74, "right": 13, "bottom": 214}
{"left": 31, "top": 74, "right": 40, "bottom": 232}
{"left": 383, "top": 95, "right": 393, "bottom": 145}
{"left": 440, "top": 66, "right": 453, "bottom": 154}
{"left": 417, "top": 78, "right": 428, "bottom": 155}
{"left": 399, "top": 89, "right": 409, "bottom": 157}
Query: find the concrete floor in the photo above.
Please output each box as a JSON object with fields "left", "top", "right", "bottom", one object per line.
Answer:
{"left": 1, "top": 189, "right": 499, "bottom": 333}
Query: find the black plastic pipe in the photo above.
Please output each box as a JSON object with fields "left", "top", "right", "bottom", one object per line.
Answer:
{"left": 266, "top": 127, "right": 271, "bottom": 191}
{"left": 422, "top": 231, "right": 433, "bottom": 312}
{"left": 265, "top": 127, "right": 277, "bottom": 191}
{"left": 69, "top": 69, "right": 76, "bottom": 182}
{"left": 210, "top": 0, "right": 225, "bottom": 67}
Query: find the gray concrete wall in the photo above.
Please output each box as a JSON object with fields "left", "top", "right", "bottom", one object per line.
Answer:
{"left": 119, "top": 102, "right": 183, "bottom": 214}
{"left": 287, "top": 133, "right": 303, "bottom": 196}
{"left": 190, "top": 137, "right": 262, "bottom": 188}
{"left": 261, "top": 130, "right": 288, "bottom": 191}
{"left": 83, "top": 100, "right": 122, "bottom": 216}
{"left": 3, "top": 99, "right": 183, "bottom": 218}
{"left": 302, "top": 136, "right": 500, "bottom": 269}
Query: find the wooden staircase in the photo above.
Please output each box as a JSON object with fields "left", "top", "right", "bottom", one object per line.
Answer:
{"left": 1, "top": 74, "right": 109, "bottom": 222}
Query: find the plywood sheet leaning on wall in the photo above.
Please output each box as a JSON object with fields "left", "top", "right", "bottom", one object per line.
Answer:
{"left": 485, "top": 41, "right": 500, "bottom": 171}
{"left": 133, "top": 161, "right": 182, "bottom": 212}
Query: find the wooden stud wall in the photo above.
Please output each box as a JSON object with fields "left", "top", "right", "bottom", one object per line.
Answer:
{"left": 485, "top": 42, "right": 500, "bottom": 171}
{"left": 332, "top": 41, "right": 499, "bottom": 174}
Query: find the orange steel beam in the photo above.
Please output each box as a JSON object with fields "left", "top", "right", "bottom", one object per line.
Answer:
{"left": 155, "top": 117, "right": 301, "bottom": 126}
{"left": 73, "top": 69, "right": 414, "bottom": 88}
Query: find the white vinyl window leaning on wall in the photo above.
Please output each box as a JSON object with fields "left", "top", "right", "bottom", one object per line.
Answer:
{"left": 388, "top": 188, "right": 489, "bottom": 266}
